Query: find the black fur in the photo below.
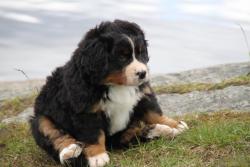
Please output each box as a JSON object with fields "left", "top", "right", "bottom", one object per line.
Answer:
{"left": 30, "top": 20, "right": 163, "bottom": 166}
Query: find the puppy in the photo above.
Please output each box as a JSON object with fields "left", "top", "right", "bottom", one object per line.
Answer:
{"left": 30, "top": 20, "right": 188, "bottom": 167}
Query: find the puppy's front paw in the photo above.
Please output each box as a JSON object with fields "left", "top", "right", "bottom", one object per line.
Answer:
{"left": 178, "top": 121, "right": 189, "bottom": 130}
{"left": 143, "top": 124, "right": 173, "bottom": 139}
{"left": 143, "top": 122, "right": 189, "bottom": 139}
{"left": 172, "top": 121, "right": 189, "bottom": 136}
{"left": 59, "top": 143, "right": 82, "bottom": 164}
{"left": 88, "top": 152, "right": 110, "bottom": 167}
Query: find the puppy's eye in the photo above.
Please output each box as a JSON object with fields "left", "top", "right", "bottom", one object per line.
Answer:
{"left": 121, "top": 49, "right": 130, "bottom": 56}
{"left": 119, "top": 49, "right": 131, "bottom": 61}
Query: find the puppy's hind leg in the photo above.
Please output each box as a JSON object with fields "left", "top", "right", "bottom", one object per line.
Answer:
{"left": 30, "top": 116, "right": 84, "bottom": 165}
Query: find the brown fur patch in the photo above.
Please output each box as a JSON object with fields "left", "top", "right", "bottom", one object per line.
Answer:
{"left": 54, "top": 135, "right": 76, "bottom": 152}
{"left": 39, "top": 117, "right": 76, "bottom": 151}
{"left": 142, "top": 85, "right": 153, "bottom": 95}
{"left": 120, "top": 121, "right": 145, "bottom": 144}
{"left": 144, "top": 112, "right": 179, "bottom": 128}
{"left": 84, "top": 130, "right": 106, "bottom": 157}
{"left": 92, "top": 102, "right": 102, "bottom": 113}
{"left": 103, "top": 71, "right": 127, "bottom": 85}
{"left": 39, "top": 116, "right": 61, "bottom": 140}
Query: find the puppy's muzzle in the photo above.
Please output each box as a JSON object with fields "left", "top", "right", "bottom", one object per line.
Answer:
{"left": 125, "top": 59, "right": 149, "bottom": 85}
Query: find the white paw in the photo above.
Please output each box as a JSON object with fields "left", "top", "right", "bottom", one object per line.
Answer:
{"left": 88, "top": 152, "right": 110, "bottom": 167}
{"left": 59, "top": 144, "right": 82, "bottom": 164}
{"left": 178, "top": 121, "right": 189, "bottom": 130}
{"left": 172, "top": 121, "right": 189, "bottom": 136}
{"left": 146, "top": 122, "right": 189, "bottom": 139}
{"left": 146, "top": 124, "right": 173, "bottom": 139}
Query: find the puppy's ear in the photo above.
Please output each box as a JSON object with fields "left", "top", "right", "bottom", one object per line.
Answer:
{"left": 63, "top": 32, "right": 113, "bottom": 113}
{"left": 78, "top": 34, "right": 113, "bottom": 84}
{"left": 99, "top": 33, "right": 114, "bottom": 52}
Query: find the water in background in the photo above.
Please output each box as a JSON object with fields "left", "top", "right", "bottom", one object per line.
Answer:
{"left": 0, "top": 0, "right": 249, "bottom": 81}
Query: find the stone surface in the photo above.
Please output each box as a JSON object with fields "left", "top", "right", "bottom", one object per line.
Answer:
{"left": 1, "top": 62, "right": 250, "bottom": 124}
{"left": 158, "top": 85, "right": 250, "bottom": 116}
{"left": 0, "top": 79, "right": 44, "bottom": 102}
{"left": 151, "top": 62, "right": 250, "bottom": 86}
{"left": 1, "top": 107, "right": 34, "bottom": 124}
{"left": 0, "top": 62, "right": 249, "bottom": 102}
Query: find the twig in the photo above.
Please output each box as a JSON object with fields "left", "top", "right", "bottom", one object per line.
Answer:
{"left": 14, "top": 68, "right": 39, "bottom": 93}
{"left": 237, "top": 23, "right": 250, "bottom": 56}
{"left": 14, "top": 68, "right": 30, "bottom": 80}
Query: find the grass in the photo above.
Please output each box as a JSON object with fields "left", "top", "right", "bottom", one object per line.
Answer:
{"left": 0, "top": 111, "right": 249, "bottom": 167}
{"left": 0, "top": 74, "right": 249, "bottom": 166}
{"left": 153, "top": 74, "right": 250, "bottom": 94}
{"left": 0, "top": 123, "right": 59, "bottom": 167}
{"left": 0, "top": 92, "right": 37, "bottom": 121}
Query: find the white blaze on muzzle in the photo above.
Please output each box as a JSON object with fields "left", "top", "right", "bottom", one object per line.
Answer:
{"left": 123, "top": 35, "right": 148, "bottom": 85}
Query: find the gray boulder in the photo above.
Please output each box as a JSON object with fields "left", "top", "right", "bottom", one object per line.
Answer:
{"left": 1, "top": 107, "right": 34, "bottom": 124}
{"left": 158, "top": 85, "right": 250, "bottom": 116}
{"left": 151, "top": 62, "right": 250, "bottom": 86}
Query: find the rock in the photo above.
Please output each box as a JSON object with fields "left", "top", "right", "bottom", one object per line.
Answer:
{"left": 1, "top": 107, "right": 34, "bottom": 124}
{"left": 0, "top": 80, "right": 44, "bottom": 102}
{"left": 0, "top": 62, "right": 250, "bottom": 124}
{"left": 158, "top": 85, "right": 250, "bottom": 116}
{"left": 151, "top": 62, "right": 250, "bottom": 86}
{"left": 1, "top": 62, "right": 249, "bottom": 102}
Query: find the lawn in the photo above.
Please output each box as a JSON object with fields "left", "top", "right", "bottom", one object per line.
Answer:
{"left": 0, "top": 111, "right": 249, "bottom": 167}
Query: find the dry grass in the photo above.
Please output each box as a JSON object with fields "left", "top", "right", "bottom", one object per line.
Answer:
{"left": 153, "top": 75, "right": 250, "bottom": 94}
{"left": 0, "top": 93, "right": 37, "bottom": 121}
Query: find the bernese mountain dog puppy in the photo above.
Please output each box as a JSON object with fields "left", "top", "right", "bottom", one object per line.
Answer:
{"left": 30, "top": 20, "right": 188, "bottom": 167}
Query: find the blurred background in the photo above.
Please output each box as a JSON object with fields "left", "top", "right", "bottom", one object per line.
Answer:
{"left": 0, "top": 0, "right": 249, "bottom": 81}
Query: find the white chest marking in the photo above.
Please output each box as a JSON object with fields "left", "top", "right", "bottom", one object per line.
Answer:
{"left": 101, "top": 86, "right": 142, "bottom": 135}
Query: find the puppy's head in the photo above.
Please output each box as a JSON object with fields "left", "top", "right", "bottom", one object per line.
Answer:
{"left": 75, "top": 20, "right": 149, "bottom": 86}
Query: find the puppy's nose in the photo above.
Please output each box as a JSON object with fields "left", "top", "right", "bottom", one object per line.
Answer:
{"left": 136, "top": 71, "right": 146, "bottom": 80}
